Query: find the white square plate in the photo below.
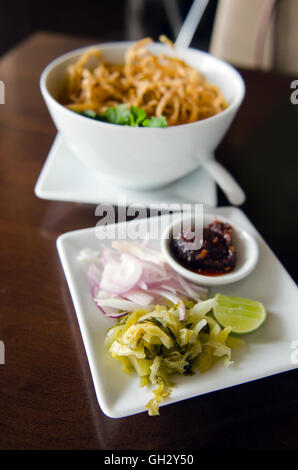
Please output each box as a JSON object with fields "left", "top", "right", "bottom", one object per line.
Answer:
{"left": 35, "top": 133, "right": 217, "bottom": 207}
{"left": 57, "top": 207, "right": 298, "bottom": 418}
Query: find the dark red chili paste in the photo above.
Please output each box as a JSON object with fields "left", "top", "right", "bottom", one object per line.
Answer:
{"left": 170, "top": 219, "right": 236, "bottom": 276}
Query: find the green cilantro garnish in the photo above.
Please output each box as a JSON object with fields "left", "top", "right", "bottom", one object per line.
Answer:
{"left": 75, "top": 104, "right": 167, "bottom": 128}
{"left": 142, "top": 115, "right": 167, "bottom": 128}
{"left": 100, "top": 104, "right": 131, "bottom": 125}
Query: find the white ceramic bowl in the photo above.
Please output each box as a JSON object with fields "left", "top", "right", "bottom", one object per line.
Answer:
{"left": 161, "top": 213, "right": 259, "bottom": 286}
{"left": 40, "top": 42, "right": 245, "bottom": 190}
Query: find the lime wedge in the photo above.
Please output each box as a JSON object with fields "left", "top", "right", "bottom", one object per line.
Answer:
{"left": 213, "top": 293, "right": 267, "bottom": 334}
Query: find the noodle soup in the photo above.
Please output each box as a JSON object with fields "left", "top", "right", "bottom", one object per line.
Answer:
{"left": 40, "top": 40, "right": 244, "bottom": 189}
{"left": 62, "top": 37, "right": 227, "bottom": 127}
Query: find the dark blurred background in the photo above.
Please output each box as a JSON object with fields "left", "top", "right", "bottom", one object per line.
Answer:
{"left": 1, "top": 0, "right": 297, "bottom": 75}
{"left": 0, "top": 0, "right": 218, "bottom": 57}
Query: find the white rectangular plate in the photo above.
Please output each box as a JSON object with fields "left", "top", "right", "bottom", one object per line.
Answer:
{"left": 57, "top": 207, "right": 298, "bottom": 418}
{"left": 35, "top": 133, "right": 217, "bottom": 207}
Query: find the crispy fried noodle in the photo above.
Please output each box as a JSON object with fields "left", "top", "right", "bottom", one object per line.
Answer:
{"left": 63, "top": 36, "right": 227, "bottom": 126}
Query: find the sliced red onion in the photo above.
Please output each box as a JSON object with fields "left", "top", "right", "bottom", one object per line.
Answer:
{"left": 99, "top": 244, "right": 119, "bottom": 262}
{"left": 94, "top": 297, "right": 147, "bottom": 311}
{"left": 146, "top": 288, "right": 180, "bottom": 304}
{"left": 87, "top": 264, "right": 103, "bottom": 286}
{"left": 100, "top": 253, "right": 142, "bottom": 294}
{"left": 159, "top": 283, "right": 179, "bottom": 295}
{"left": 176, "top": 274, "right": 204, "bottom": 301}
{"left": 138, "top": 280, "right": 148, "bottom": 290}
{"left": 112, "top": 240, "right": 165, "bottom": 265}
{"left": 91, "top": 284, "right": 100, "bottom": 298}
{"left": 79, "top": 240, "right": 208, "bottom": 322}
{"left": 96, "top": 304, "right": 129, "bottom": 319}
{"left": 164, "top": 264, "right": 208, "bottom": 297}
{"left": 123, "top": 289, "right": 154, "bottom": 306}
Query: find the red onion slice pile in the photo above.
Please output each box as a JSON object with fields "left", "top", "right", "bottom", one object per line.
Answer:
{"left": 79, "top": 241, "right": 208, "bottom": 321}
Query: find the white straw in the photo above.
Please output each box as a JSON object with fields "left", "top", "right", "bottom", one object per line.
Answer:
{"left": 175, "top": 0, "right": 210, "bottom": 49}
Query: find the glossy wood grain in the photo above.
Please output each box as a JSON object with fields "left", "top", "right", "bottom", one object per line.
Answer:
{"left": 0, "top": 32, "right": 297, "bottom": 450}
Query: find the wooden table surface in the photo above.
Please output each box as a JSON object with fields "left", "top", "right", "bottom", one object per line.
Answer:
{"left": 0, "top": 32, "right": 297, "bottom": 451}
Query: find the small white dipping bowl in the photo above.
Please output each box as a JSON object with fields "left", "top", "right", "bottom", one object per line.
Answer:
{"left": 40, "top": 42, "right": 245, "bottom": 190}
{"left": 161, "top": 213, "right": 259, "bottom": 286}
